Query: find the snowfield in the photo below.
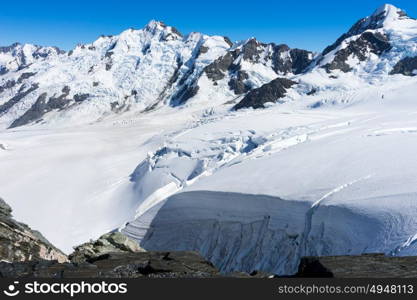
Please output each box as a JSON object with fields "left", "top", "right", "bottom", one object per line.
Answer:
{"left": 1, "top": 4, "right": 417, "bottom": 275}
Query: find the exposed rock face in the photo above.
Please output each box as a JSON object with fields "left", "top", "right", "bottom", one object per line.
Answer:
{"left": 17, "top": 72, "right": 37, "bottom": 84}
{"left": 0, "top": 198, "right": 67, "bottom": 263}
{"left": 0, "top": 251, "right": 221, "bottom": 278}
{"left": 204, "top": 52, "right": 236, "bottom": 82}
{"left": 228, "top": 70, "right": 250, "bottom": 94}
{"left": 295, "top": 254, "right": 417, "bottom": 278}
{"left": 390, "top": 56, "right": 417, "bottom": 76}
{"left": 287, "top": 48, "right": 314, "bottom": 74}
{"left": 234, "top": 77, "right": 296, "bottom": 109}
{"left": 9, "top": 93, "right": 49, "bottom": 128}
{"left": 69, "top": 232, "right": 145, "bottom": 263}
{"left": 170, "top": 84, "right": 200, "bottom": 106}
{"left": 323, "top": 32, "right": 391, "bottom": 72}
{"left": 73, "top": 93, "right": 90, "bottom": 102}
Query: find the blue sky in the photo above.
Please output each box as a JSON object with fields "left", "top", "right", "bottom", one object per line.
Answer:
{"left": 1, "top": 0, "right": 417, "bottom": 52}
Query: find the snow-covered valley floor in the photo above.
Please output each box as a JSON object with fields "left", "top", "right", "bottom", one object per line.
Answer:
{"left": 2, "top": 80, "right": 417, "bottom": 275}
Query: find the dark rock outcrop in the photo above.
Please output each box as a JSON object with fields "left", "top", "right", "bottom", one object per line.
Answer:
{"left": 271, "top": 45, "right": 313, "bottom": 75}
{"left": 171, "top": 84, "right": 199, "bottom": 106}
{"left": 0, "top": 66, "right": 8, "bottom": 75}
{"left": 0, "top": 198, "right": 67, "bottom": 263}
{"left": 195, "top": 45, "right": 209, "bottom": 59}
{"left": 223, "top": 37, "right": 233, "bottom": 47}
{"left": 289, "top": 48, "right": 314, "bottom": 74}
{"left": 8, "top": 93, "right": 48, "bottom": 128}
{"left": 73, "top": 93, "right": 90, "bottom": 102}
{"left": 69, "top": 232, "right": 145, "bottom": 263}
{"left": 0, "top": 80, "right": 17, "bottom": 94}
{"left": 0, "top": 251, "right": 221, "bottom": 278}
{"left": 322, "top": 5, "right": 408, "bottom": 57}
{"left": 234, "top": 77, "right": 296, "bottom": 109}
{"left": 241, "top": 38, "right": 263, "bottom": 62}
{"left": 228, "top": 70, "right": 250, "bottom": 94}
{"left": 390, "top": 56, "right": 417, "bottom": 76}
{"left": 295, "top": 254, "right": 417, "bottom": 278}
{"left": 17, "top": 72, "right": 36, "bottom": 84}
{"left": 204, "top": 52, "right": 236, "bottom": 82}
{"left": 0, "top": 83, "right": 39, "bottom": 116}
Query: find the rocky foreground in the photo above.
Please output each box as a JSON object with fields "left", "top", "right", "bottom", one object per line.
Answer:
{"left": 1, "top": 197, "right": 417, "bottom": 278}
{"left": 0, "top": 198, "right": 67, "bottom": 263}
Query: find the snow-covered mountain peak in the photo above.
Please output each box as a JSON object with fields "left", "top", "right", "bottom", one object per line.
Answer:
{"left": 0, "top": 42, "right": 63, "bottom": 73}
{"left": 371, "top": 4, "right": 407, "bottom": 22}
{"left": 76, "top": 20, "right": 183, "bottom": 56}
{"left": 2, "top": 6, "right": 417, "bottom": 129}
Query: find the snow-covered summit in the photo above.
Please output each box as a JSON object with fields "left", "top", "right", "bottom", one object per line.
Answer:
{"left": 144, "top": 20, "right": 183, "bottom": 39}
{"left": 371, "top": 4, "right": 408, "bottom": 24}
{"left": 3, "top": 5, "right": 417, "bottom": 276}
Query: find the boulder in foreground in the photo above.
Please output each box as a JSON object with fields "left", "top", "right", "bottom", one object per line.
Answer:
{"left": 0, "top": 198, "right": 67, "bottom": 263}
